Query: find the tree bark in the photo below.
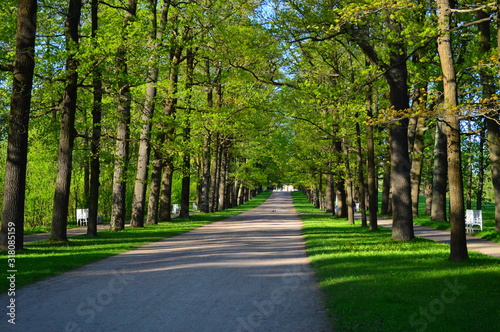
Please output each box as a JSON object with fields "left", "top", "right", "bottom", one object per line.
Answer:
{"left": 51, "top": 0, "right": 82, "bottom": 241}
{"left": 409, "top": 116, "right": 426, "bottom": 218}
{"left": 0, "top": 0, "right": 37, "bottom": 250}
{"left": 425, "top": 178, "right": 433, "bottom": 216}
{"left": 200, "top": 132, "right": 212, "bottom": 213}
{"left": 325, "top": 168, "right": 334, "bottom": 213}
{"left": 354, "top": 14, "right": 413, "bottom": 240}
{"left": 431, "top": 120, "right": 448, "bottom": 222}
{"left": 356, "top": 115, "right": 367, "bottom": 226}
{"left": 483, "top": 5, "right": 500, "bottom": 230}
{"left": 131, "top": 0, "right": 169, "bottom": 227}
{"left": 381, "top": 162, "right": 391, "bottom": 215}
{"left": 342, "top": 138, "right": 354, "bottom": 224}
{"left": 159, "top": 157, "right": 174, "bottom": 221}
{"left": 146, "top": 152, "right": 163, "bottom": 224}
{"left": 110, "top": 0, "right": 137, "bottom": 232}
{"left": 180, "top": 48, "right": 195, "bottom": 219}
{"left": 476, "top": 128, "right": 485, "bottom": 210}
{"left": 87, "top": 0, "right": 101, "bottom": 237}
{"left": 437, "top": 0, "right": 468, "bottom": 261}
{"left": 366, "top": 91, "right": 378, "bottom": 230}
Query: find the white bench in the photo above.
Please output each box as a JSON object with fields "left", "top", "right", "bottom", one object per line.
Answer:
{"left": 465, "top": 209, "right": 482, "bottom": 233}
{"left": 76, "top": 208, "right": 89, "bottom": 226}
{"left": 172, "top": 204, "right": 179, "bottom": 214}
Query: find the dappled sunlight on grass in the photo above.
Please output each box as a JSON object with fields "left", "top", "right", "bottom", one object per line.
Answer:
{"left": 293, "top": 191, "right": 500, "bottom": 332}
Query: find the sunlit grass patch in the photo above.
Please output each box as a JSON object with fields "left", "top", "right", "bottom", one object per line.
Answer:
{"left": 293, "top": 191, "right": 500, "bottom": 332}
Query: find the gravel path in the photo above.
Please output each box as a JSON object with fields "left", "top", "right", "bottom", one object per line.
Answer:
{"left": 1, "top": 191, "right": 332, "bottom": 332}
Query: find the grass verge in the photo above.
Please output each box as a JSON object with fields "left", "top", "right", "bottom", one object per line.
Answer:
{"left": 1, "top": 191, "right": 273, "bottom": 294}
{"left": 294, "top": 191, "right": 500, "bottom": 332}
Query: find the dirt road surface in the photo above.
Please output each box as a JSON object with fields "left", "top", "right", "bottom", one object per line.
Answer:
{"left": 0, "top": 191, "right": 332, "bottom": 332}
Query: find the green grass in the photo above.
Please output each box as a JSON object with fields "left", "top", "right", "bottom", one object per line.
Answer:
{"left": 294, "top": 191, "right": 500, "bottom": 332}
{"left": 0, "top": 191, "right": 273, "bottom": 294}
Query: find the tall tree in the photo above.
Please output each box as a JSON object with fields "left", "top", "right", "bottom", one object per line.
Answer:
{"left": 87, "top": 0, "right": 102, "bottom": 237}
{"left": 436, "top": 0, "right": 468, "bottom": 261}
{"left": 110, "top": 0, "right": 137, "bottom": 231}
{"left": 431, "top": 119, "right": 448, "bottom": 221}
{"left": 0, "top": 0, "right": 38, "bottom": 250}
{"left": 130, "top": 0, "right": 168, "bottom": 227}
{"left": 490, "top": 1, "right": 500, "bottom": 231}
{"left": 354, "top": 14, "right": 414, "bottom": 241}
{"left": 51, "top": 0, "right": 82, "bottom": 242}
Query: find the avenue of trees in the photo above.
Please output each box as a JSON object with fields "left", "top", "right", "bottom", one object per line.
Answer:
{"left": 1, "top": 0, "right": 499, "bottom": 262}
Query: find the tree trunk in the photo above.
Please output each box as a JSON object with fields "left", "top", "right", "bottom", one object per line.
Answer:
{"left": 355, "top": 14, "right": 413, "bottom": 240}
{"left": 180, "top": 48, "right": 195, "bottom": 219}
{"left": 218, "top": 146, "right": 229, "bottom": 211}
{"left": 356, "top": 115, "right": 367, "bottom": 226}
{"left": 466, "top": 129, "right": 473, "bottom": 210}
{"left": 437, "top": 0, "right": 468, "bottom": 261}
{"left": 486, "top": 1, "right": 500, "bottom": 231}
{"left": 51, "top": 0, "right": 82, "bottom": 242}
{"left": 200, "top": 132, "right": 212, "bottom": 213}
{"left": 325, "top": 169, "right": 334, "bottom": 213}
{"left": 409, "top": 116, "right": 426, "bottom": 218}
{"left": 343, "top": 138, "right": 354, "bottom": 224}
{"left": 366, "top": 103, "right": 378, "bottom": 230}
{"left": 131, "top": 0, "right": 169, "bottom": 227}
{"left": 476, "top": 128, "right": 485, "bottom": 210}
{"left": 159, "top": 158, "right": 174, "bottom": 221}
{"left": 381, "top": 163, "right": 391, "bottom": 215}
{"left": 425, "top": 178, "right": 433, "bottom": 216}
{"left": 210, "top": 135, "right": 221, "bottom": 212}
{"left": 110, "top": 0, "right": 137, "bottom": 232}
{"left": 431, "top": 120, "right": 448, "bottom": 222}
{"left": 146, "top": 152, "right": 163, "bottom": 224}
{"left": 0, "top": 0, "right": 37, "bottom": 250}
{"left": 87, "top": 0, "right": 101, "bottom": 237}
{"left": 487, "top": 117, "right": 500, "bottom": 231}
{"left": 386, "top": 60, "right": 414, "bottom": 240}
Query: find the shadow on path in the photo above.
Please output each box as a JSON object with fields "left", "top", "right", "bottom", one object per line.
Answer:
{"left": 1, "top": 192, "right": 332, "bottom": 332}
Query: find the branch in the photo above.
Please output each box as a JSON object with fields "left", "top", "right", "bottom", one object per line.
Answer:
{"left": 290, "top": 30, "right": 344, "bottom": 44}
{"left": 450, "top": 3, "right": 496, "bottom": 13}
{"left": 450, "top": 15, "right": 495, "bottom": 33}
{"left": 229, "top": 61, "right": 297, "bottom": 89}
{"left": 0, "top": 63, "right": 13, "bottom": 72}
{"left": 98, "top": 0, "right": 128, "bottom": 11}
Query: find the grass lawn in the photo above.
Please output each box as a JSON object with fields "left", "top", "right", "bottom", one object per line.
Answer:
{"left": 293, "top": 191, "right": 500, "bottom": 332}
{"left": 0, "top": 191, "right": 273, "bottom": 294}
